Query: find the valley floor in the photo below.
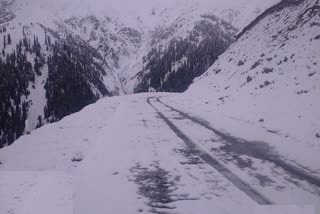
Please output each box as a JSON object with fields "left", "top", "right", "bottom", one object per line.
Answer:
{"left": 0, "top": 93, "right": 319, "bottom": 214}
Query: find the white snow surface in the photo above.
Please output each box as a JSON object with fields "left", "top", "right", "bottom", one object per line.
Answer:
{"left": 0, "top": 94, "right": 318, "bottom": 214}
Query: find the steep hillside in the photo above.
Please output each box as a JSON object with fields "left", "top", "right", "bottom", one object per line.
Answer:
{"left": 0, "top": 19, "right": 120, "bottom": 147}
{"left": 164, "top": 0, "right": 320, "bottom": 169}
{"left": 120, "top": 0, "right": 280, "bottom": 93}
{"left": 133, "top": 15, "right": 237, "bottom": 93}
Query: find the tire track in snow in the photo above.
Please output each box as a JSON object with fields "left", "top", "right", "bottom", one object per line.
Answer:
{"left": 156, "top": 97, "right": 320, "bottom": 190}
{"left": 147, "top": 97, "right": 272, "bottom": 205}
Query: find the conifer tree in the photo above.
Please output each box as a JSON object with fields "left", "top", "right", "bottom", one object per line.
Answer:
{"left": 8, "top": 34, "right": 11, "bottom": 45}
{"left": 3, "top": 35, "right": 6, "bottom": 49}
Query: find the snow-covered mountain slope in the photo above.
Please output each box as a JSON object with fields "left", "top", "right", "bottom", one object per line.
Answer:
{"left": 6, "top": 0, "right": 280, "bottom": 93}
{"left": 114, "top": 0, "right": 280, "bottom": 93}
{"left": 0, "top": 20, "right": 121, "bottom": 147}
{"left": 132, "top": 14, "right": 237, "bottom": 93}
{"left": 164, "top": 0, "right": 320, "bottom": 170}
{"left": 10, "top": 0, "right": 279, "bottom": 30}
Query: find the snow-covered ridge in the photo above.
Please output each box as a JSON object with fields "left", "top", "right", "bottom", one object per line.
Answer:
{"left": 9, "top": 0, "right": 279, "bottom": 29}
{"left": 235, "top": 0, "right": 304, "bottom": 40}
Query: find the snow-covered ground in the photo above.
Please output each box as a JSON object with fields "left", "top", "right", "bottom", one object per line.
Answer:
{"left": 0, "top": 171, "right": 73, "bottom": 214}
{"left": 1, "top": 0, "right": 319, "bottom": 213}
{"left": 0, "top": 94, "right": 318, "bottom": 214}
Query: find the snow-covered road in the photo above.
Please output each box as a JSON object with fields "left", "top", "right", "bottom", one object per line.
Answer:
{"left": 0, "top": 94, "right": 318, "bottom": 214}
{"left": 150, "top": 96, "right": 320, "bottom": 204}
